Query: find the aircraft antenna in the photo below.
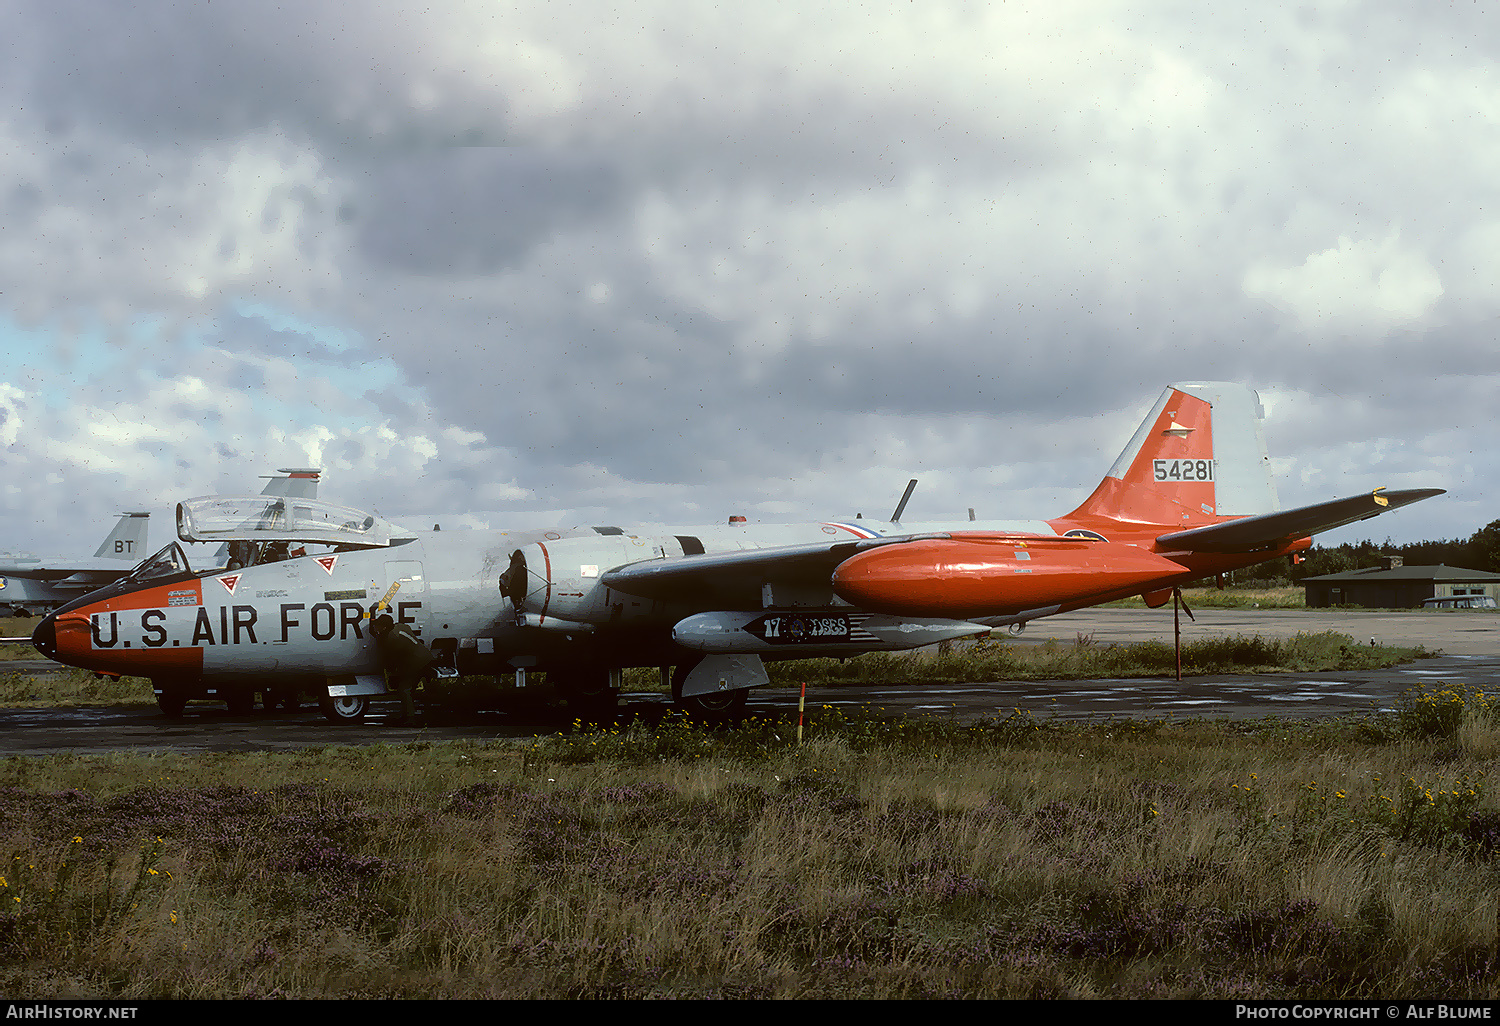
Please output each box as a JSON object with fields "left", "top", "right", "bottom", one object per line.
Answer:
{"left": 890, "top": 479, "right": 918, "bottom": 522}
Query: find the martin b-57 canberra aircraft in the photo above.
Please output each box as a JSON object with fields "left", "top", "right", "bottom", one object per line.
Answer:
{"left": 32, "top": 382, "right": 1442, "bottom": 721}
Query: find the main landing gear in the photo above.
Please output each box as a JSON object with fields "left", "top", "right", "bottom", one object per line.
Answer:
{"left": 550, "top": 666, "right": 620, "bottom": 722}
{"left": 670, "top": 658, "right": 748, "bottom": 722}
{"left": 318, "top": 694, "right": 369, "bottom": 723}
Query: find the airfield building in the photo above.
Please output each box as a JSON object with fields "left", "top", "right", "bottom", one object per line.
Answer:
{"left": 1302, "top": 559, "right": 1500, "bottom": 609}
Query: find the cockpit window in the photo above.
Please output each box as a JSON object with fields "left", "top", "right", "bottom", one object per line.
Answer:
{"left": 126, "top": 543, "right": 192, "bottom": 585}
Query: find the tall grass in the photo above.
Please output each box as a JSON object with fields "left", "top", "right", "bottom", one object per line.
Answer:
{"left": 768, "top": 631, "right": 1432, "bottom": 686}
{"left": 2, "top": 685, "right": 1498, "bottom": 999}
{"left": 0, "top": 668, "right": 156, "bottom": 707}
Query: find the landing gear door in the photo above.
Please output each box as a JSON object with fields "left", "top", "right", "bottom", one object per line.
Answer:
{"left": 381, "top": 561, "right": 428, "bottom": 639}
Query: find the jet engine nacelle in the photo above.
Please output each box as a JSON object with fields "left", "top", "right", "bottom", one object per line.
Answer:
{"left": 832, "top": 535, "right": 1193, "bottom": 618}
{"left": 504, "top": 534, "right": 675, "bottom": 626}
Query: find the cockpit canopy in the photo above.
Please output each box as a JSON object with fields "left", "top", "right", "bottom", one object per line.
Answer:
{"left": 175, "top": 497, "right": 415, "bottom": 549}
{"left": 126, "top": 542, "right": 193, "bottom": 585}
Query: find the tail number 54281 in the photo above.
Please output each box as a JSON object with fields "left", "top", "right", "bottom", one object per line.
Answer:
{"left": 1153, "top": 459, "right": 1213, "bottom": 482}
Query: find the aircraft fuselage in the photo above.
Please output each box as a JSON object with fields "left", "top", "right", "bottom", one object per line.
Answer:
{"left": 35, "top": 519, "right": 1045, "bottom": 690}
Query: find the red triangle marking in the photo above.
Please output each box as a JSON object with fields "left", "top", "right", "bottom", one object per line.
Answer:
{"left": 316, "top": 555, "right": 338, "bottom": 575}
{"left": 219, "top": 575, "right": 240, "bottom": 594}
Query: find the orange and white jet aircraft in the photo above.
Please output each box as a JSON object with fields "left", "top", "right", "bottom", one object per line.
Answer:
{"left": 32, "top": 382, "right": 1441, "bottom": 721}
{"left": 829, "top": 382, "right": 1443, "bottom": 619}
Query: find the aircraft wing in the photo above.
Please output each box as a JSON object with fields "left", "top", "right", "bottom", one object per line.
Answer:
{"left": 1156, "top": 487, "right": 1445, "bottom": 553}
{"left": 44, "top": 570, "right": 135, "bottom": 590}
{"left": 601, "top": 532, "right": 957, "bottom": 604}
{"left": 0, "top": 559, "right": 136, "bottom": 583}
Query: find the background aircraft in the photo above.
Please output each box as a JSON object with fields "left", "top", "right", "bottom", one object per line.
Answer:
{"left": 32, "top": 383, "right": 1440, "bottom": 721}
{"left": 206, "top": 467, "right": 322, "bottom": 568}
{"left": 0, "top": 512, "right": 150, "bottom": 617}
{"left": 0, "top": 469, "right": 321, "bottom": 618}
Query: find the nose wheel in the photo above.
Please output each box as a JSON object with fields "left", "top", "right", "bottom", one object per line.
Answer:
{"left": 154, "top": 682, "right": 188, "bottom": 718}
{"left": 319, "top": 694, "right": 369, "bottom": 723}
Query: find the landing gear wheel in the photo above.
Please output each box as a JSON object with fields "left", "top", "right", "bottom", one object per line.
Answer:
{"left": 154, "top": 683, "right": 187, "bottom": 719}
{"left": 319, "top": 694, "right": 369, "bottom": 724}
{"left": 679, "top": 687, "right": 747, "bottom": 722}
{"left": 553, "top": 667, "right": 619, "bottom": 723}
{"left": 671, "top": 660, "right": 748, "bottom": 723}
{"left": 225, "top": 690, "right": 256, "bottom": 716}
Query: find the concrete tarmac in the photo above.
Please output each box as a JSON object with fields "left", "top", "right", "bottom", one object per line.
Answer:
{"left": 0, "top": 608, "right": 1495, "bottom": 756}
{"left": 1008, "top": 605, "right": 1500, "bottom": 657}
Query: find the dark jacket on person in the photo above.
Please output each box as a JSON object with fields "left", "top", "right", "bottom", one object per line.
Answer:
{"left": 375, "top": 619, "right": 435, "bottom": 678}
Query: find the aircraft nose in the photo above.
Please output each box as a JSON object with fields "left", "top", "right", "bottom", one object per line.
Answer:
{"left": 31, "top": 612, "right": 57, "bottom": 660}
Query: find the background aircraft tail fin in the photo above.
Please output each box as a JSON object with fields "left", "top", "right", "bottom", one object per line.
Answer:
{"left": 260, "top": 468, "right": 321, "bottom": 500}
{"left": 1065, "top": 382, "right": 1278, "bottom": 529}
{"left": 93, "top": 511, "right": 151, "bottom": 560}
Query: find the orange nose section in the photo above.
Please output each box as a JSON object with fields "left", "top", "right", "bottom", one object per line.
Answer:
{"left": 33, "top": 596, "right": 204, "bottom": 677}
{"left": 45, "top": 611, "right": 95, "bottom": 664}
{"left": 832, "top": 536, "right": 1190, "bottom": 618}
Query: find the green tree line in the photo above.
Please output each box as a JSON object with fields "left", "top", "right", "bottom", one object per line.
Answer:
{"left": 1230, "top": 519, "right": 1500, "bottom": 586}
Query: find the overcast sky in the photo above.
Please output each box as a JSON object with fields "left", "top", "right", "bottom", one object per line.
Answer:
{"left": 0, "top": 1, "right": 1492, "bottom": 560}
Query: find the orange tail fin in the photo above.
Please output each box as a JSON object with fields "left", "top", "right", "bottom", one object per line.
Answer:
{"left": 1065, "top": 382, "right": 1278, "bottom": 530}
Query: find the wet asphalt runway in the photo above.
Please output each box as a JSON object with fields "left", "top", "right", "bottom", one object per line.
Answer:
{"left": 0, "top": 608, "right": 1495, "bottom": 756}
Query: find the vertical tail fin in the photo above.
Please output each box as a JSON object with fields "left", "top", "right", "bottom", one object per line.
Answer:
{"left": 93, "top": 512, "right": 151, "bottom": 560}
{"left": 210, "top": 469, "right": 323, "bottom": 564}
{"left": 260, "top": 468, "right": 321, "bottom": 499}
{"left": 1066, "top": 382, "right": 1278, "bottom": 529}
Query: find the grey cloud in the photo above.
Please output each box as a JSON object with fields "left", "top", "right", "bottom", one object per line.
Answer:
{"left": 362, "top": 387, "right": 415, "bottom": 422}
{"left": 336, "top": 438, "right": 366, "bottom": 464}
{"left": 172, "top": 403, "right": 220, "bottom": 425}
{"left": 222, "top": 313, "right": 347, "bottom": 365}
{"left": 353, "top": 149, "right": 625, "bottom": 275}
{"left": 1, "top": 2, "right": 1495, "bottom": 556}
{"left": 226, "top": 363, "right": 267, "bottom": 395}
{"left": 4, "top": 2, "right": 498, "bottom": 149}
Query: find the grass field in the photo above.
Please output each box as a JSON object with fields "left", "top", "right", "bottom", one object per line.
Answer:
{"left": 0, "top": 629, "right": 1434, "bottom": 712}
{"left": 0, "top": 616, "right": 40, "bottom": 661}
{"left": 1104, "top": 586, "right": 1307, "bottom": 609}
{"left": 1, "top": 682, "right": 1498, "bottom": 999}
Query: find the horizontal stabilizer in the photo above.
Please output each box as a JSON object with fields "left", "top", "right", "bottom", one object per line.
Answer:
{"left": 1156, "top": 488, "right": 1445, "bottom": 553}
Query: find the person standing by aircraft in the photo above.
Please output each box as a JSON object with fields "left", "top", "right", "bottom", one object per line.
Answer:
{"left": 370, "top": 613, "right": 434, "bottom": 726}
